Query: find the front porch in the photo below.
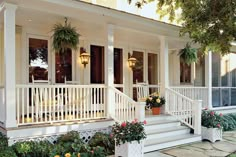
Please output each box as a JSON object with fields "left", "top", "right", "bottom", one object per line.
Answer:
{"left": 0, "top": 0, "right": 203, "bottom": 151}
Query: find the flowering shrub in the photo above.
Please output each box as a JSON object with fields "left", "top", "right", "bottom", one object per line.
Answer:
{"left": 202, "top": 109, "right": 224, "bottom": 129}
{"left": 146, "top": 92, "right": 165, "bottom": 108}
{"left": 111, "top": 119, "right": 147, "bottom": 145}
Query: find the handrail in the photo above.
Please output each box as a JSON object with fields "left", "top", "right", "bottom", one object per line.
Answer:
{"left": 109, "top": 87, "right": 137, "bottom": 122}
{"left": 170, "top": 86, "right": 208, "bottom": 109}
{"left": 166, "top": 88, "right": 202, "bottom": 134}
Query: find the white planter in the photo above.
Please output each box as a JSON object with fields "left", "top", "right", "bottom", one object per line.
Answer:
{"left": 115, "top": 140, "right": 144, "bottom": 157}
{"left": 202, "top": 126, "right": 222, "bottom": 143}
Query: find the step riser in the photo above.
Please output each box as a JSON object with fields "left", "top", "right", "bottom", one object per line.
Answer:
{"left": 144, "top": 136, "right": 201, "bottom": 153}
{"left": 145, "top": 116, "right": 176, "bottom": 122}
{"left": 145, "top": 122, "right": 180, "bottom": 130}
{"left": 146, "top": 129, "right": 190, "bottom": 140}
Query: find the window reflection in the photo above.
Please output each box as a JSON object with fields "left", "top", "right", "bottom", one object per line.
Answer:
{"left": 29, "top": 38, "right": 48, "bottom": 82}
{"left": 55, "top": 49, "right": 72, "bottom": 83}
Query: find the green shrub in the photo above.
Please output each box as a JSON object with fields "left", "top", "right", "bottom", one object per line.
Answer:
{"left": 12, "top": 141, "right": 35, "bottom": 157}
{"left": 222, "top": 114, "right": 236, "bottom": 131}
{"left": 0, "top": 132, "right": 8, "bottom": 150}
{"left": 88, "top": 132, "right": 114, "bottom": 155}
{"left": 12, "top": 140, "right": 53, "bottom": 157}
{"left": 51, "top": 131, "right": 85, "bottom": 156}
{"left": 0, "top": 147, "right": 17, "bottom": 157}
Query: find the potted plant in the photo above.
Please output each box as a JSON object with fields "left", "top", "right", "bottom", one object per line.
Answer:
{"left": 201, "top": 109, "right": 224, "bottom": 142}
{"left": 111, "top": 119, "right": 147, "bottom": 157}
{"left": 179, "top": 43, "right": 198, "bottom": 65}
{"left": 52, "top": 18, "right": 80, "bottom": 53}
{"left": 146, "top": 92, "right": 165, "bottom": 115}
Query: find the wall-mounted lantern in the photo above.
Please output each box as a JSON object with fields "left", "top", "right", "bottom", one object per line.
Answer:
{"left": 80, "top": 47, "right": 90, "bottom": 68}
{"left": 128, "top": 52, "right": 137, "bottom": 70}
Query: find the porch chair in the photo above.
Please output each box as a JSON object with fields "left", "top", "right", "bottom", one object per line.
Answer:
{"left": 31, "top": 75, "right": 63, "bottom": 120}
{"left": 136, "top": 80, "right": 149, "bottom": 101}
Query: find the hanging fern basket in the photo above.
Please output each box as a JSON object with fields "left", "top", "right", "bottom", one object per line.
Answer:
{"left": 179, "top": 43, "right": 198, "bottom": 65}
{"left": 52, "top": 18, "right": 80, "bottom": 53}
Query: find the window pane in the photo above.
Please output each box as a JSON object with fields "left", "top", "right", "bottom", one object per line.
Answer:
{"left": 114, "top": 48, "right": 123, "bottom": 84}
{"left": 133, "top": 51, "right": 143, "bottom": 100}
{"left": 180, "top": 62, "right": 191, "bottom": 83}
{"left": 212, "top": 54, "right": 220, "bottom": 86}
{"left": 55, "top": 49, "right": 72, "bottom": 83}
{"left": 90, "top": 45, "right": 104, "bottom": 84}
{"left": 133, "top": 51, "right": 144, "bottom": 83}
{"left": 29, "top": 38, "right": 48, "bottom": 82}
{"left": 212, "top": 89, "right": 220, "bottom": 107}
{"left": 148, "top": 53, "right": 157, "bottom": 84}
{"left": 221, "top": 60, "right": 229, "bottom": 86}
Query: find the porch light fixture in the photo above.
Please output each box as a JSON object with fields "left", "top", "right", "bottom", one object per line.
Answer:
{"left": 128, "top": 53, "right": 137, "bottom": 69}
{"left": 80, "top": 47, "right": 90, "bottom": 68}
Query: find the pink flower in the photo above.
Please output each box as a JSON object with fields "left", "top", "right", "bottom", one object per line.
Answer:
{"left": 110, "top": 134, "right": 113, "bottom": 138}
{"left": 205, "top": 107, "right": 208, "bottom": 110}
{"left": 121, "top": 122, "right": 126, "bottom": 127}
{"left": 134, "top": 118, "right": 138, "bottom": 122}
{"left": 210, "top": 111, "right": 215, "bottom": 116}
{"left": 91, "top": 150, "right": 94, "bottom": 154}
{"left": 143, "top": 120, "right": 147, "bottom": 125}
{"left": 220, "top": 113, "right": 223, "bottom": 116}
{"left": 217, "top": 124, "right": 221, "bottom": 128}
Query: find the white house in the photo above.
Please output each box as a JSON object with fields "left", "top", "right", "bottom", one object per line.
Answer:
{"left": 0, "top": 0, "right": 235, "bottom": 152}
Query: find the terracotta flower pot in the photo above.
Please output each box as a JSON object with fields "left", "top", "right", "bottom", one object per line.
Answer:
{"left": 152, "top": 107, "right": 161, "bottom": 115}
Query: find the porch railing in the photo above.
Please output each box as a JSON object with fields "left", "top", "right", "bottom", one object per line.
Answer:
{"left": 170, "top": 86, "right": 208, "bottom": 109}
{"left": 109, "top": 87, "right": 137, "bottom": 122}
{"left": 166, "top": 88, "right": 202, "bottom": 134}
{"left": 0, "top": 86, "right": 5, "bottom": 127}
{"left": 16, "top": 84, "right": 107, "bottom": 126}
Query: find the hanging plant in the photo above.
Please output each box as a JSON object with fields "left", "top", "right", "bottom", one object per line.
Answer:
{"left": 179, "top": 43, "right": 198, "bottom": 65}
{"left": 52, "top": 17, "right": 80, "bottom": 53}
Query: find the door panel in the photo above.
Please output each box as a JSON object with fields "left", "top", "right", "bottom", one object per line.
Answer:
{"left": 90, "top": 45, "right": 105, "bottom": 84}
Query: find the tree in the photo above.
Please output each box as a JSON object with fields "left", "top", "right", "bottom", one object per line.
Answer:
{"left": 128, "top": 0, "right": 236, "bottom": 55}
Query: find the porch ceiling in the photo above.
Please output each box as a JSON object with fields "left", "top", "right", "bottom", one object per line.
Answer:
{"left": 0, "top": 0, "right": 188, "bottom": 50}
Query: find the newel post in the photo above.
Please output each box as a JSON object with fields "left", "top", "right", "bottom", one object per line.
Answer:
{"left": 194, "top": 100, "right": 202, "bottom": 135}
{"left": 135, "top": 101, "right": 146, "bottom": 122}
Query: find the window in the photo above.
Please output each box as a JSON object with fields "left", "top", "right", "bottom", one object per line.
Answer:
{"left": 180, "top": 61, "right": 191, "bottom": 83}
{"left": 55, "top": 49, "right": 72, "bottom": 83}
{"left": 29, "top": 38, "right": 48, "bottom": 82}
{"left": 133, "top": 51, "right": 144, "bottom": 83}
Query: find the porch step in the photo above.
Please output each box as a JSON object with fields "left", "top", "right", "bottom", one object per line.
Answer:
{"left": 144, "top": 134, "right": 201, "bottom": 153}
{"left": 144, "top": 115, "right": 201, "bottom": 153}
{"left": 145, "top": 119, "right": 181, "bottom": 130}
{"left": 146, "top": 126, "right": 190, "bottom": 140}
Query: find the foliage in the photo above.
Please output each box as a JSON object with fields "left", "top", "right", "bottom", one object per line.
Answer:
{"left": 128, "top": 0, "right": 236, "bottom": 55}
{"left": 88, "top": 132, "right": 115, "bottom": 155}
{"left": 202, "top": 109, "right": 224, "bottom": 129}
{"left": 111, "top": 119, "right": 147, "bottom": 145}
{"left": 51, "top": 131, "right": 85, "bottom": 156}
{"left": 0, "top": 132, "right": 8, "bottom": 150}
{"left": 222, "top": 114, "right": 236, "bottom": 131}
{"left": 179, "top": 43, "right": 197, "bottom": 65}
{"left": 52, "top": 20, "right": 79, "bottom": 53}
{"left": 146, "top": 92, "right": 165, "bottom": 108}
{"left": 12, "top": 140, "right": 53, "bottom": 157}
{"left": 0, "top": 147, "right": 17, "bottom": 157}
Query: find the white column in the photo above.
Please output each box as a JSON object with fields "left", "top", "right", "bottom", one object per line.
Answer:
{"left": 160, "top": 36, "right": 169, "bottom": 113}
{"left": 3, "top": 3, "right": 17, "bottom": 128}
{"left": 106, "top": 24, "right": 115, "bottom": 118}
{"left": 205, "top": 51, "right": 212, "bottom": 109}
